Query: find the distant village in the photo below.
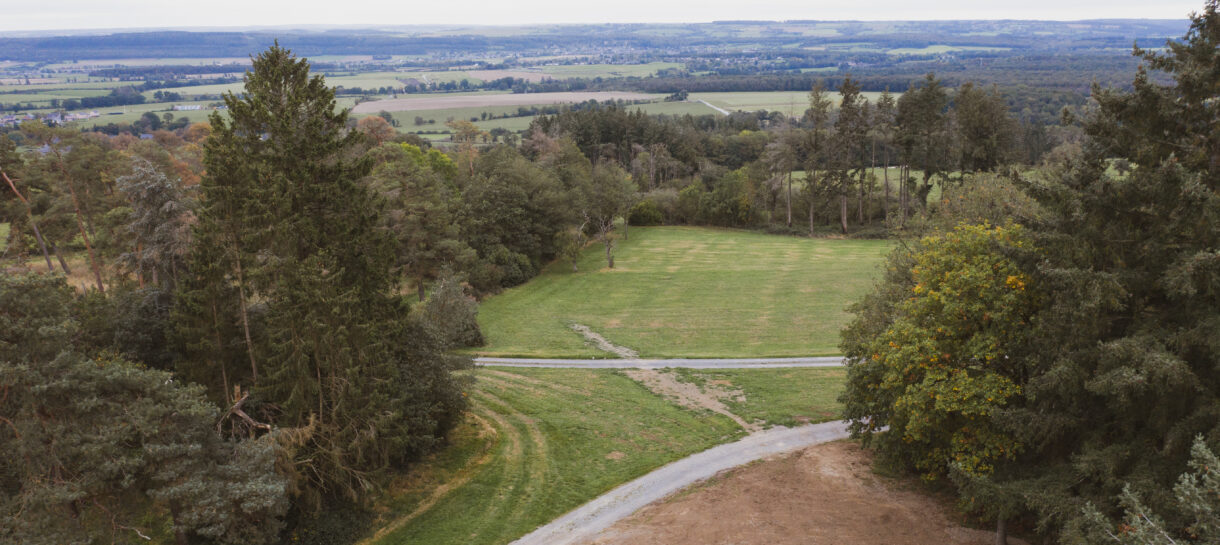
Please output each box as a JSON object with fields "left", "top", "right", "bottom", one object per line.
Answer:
{"left": 1, "top": 110, "right": 101, "bottom": 128}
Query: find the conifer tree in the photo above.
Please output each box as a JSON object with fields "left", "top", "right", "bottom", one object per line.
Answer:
{"left": 176, "top": 44, "right": 469, "bottom": 507}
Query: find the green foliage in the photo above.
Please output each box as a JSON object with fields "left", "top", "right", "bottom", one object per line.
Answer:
{"left": 1066, "top": 437, "right": 1220, "bottom": 544}
{"left": 367, "top": 142, "right": 475, "bottom": 300}
{"left": 115, "top": 159, "right": 194, "bottom": 290}
{"left": 420, "top": 275, "right": 485, "bottom": 349}
{"left": 0, "top": 273, "right": 288, "bottom": 545}
{"left": 627, "top": 198, "right": 664, "bottom": 226}
{"left": 175, "top": 44, "right": 470, "bottom": 510}
{"left": 841, "top": 223, "right": 1039, "bottom": 479}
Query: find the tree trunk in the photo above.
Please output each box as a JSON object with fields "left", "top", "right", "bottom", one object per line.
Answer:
{"left": 52, "top": 244, "right": 71, "bottom": 275}
{"left": 65, "top": 180, "right": 104, "bottom": 293}
{"left": 808, "top": 195, "right": 815, "bottom": 237}
{"left": 49, "top": 151, "right": 104, "bottom": 292}
{"left": 995, "top": 517, "right": 1008, "bottom": 545}
{"left": 839, "top": 193, "right": 848, "bottom": 235}
{"left": 883, "top": 152, "right": 890, "bottom": 226}
{"left": 234, "top": 255, "right": 259, "bottom": 383}
{"left": 857, "top": 169, "right": 865, "bottom": 224}
{"left": 2, "top": 170, "right": 54, "bottom": 272}
{"left": 786, "top": 170, "right": 793, "bottom": 228}
{"left": 604, "top": 237, "right": 614, "bottom": 268}
{"left": 417, "top": 279, "right": 426, "bottom": 302}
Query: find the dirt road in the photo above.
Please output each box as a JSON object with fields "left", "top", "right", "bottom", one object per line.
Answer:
{"left": 507, "top": 421, "right": 851, "bottom": 545}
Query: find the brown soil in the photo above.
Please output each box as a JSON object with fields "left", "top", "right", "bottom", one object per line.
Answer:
{"left": 351, "top": 91, "right": 657, "bottom": 113}
{"left": 585, "top": 441, "right": 1028, "bottom": 545}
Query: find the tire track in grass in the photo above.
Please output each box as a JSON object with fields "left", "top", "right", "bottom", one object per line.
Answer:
{"left": 472, "top": 388, "right": 550, "bottom": 544}
{"left": 359, "top": 411, "right": 498, "bottom": 545}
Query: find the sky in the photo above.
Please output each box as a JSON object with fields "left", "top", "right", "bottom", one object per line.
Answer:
{"left": 0, "top": 0, "right": 1202, "bottom": 32}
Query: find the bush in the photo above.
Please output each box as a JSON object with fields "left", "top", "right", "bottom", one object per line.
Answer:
{"left": 627, "top": 199, "right": 664, "bottom": 226}
{"left": 421, "top": 275, "right": 485, "bottom": 348}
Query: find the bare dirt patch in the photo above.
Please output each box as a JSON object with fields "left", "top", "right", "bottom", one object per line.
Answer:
{"left": 625, "top": 369, "right": 760, "bottom": 432}
{"left": 352, "top": 91, "right": 658, "bottom": 113}
{"left": 585, "top": 441, "right": 1028, "bottom": 545}
{"left": 571, "top": 323, "right": 639, "bottom": 358}
{"left": 605, "top": 451, "right": 626, "bottom": 460}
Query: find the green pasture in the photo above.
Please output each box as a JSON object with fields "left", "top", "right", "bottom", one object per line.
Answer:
{"left": 472, "top": 226, "right": 889, "bottom": 358}
{"left": 362, "top": 365, "right": 845, "bottom": 545}
{"left": 363, "top": 367, "right": 742, "bottom": 545}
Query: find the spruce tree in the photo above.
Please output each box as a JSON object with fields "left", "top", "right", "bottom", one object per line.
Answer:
{"left": 175, "top": 44, "right": 469, "bottom": 507}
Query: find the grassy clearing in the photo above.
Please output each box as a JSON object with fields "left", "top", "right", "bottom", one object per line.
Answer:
{"left": 472, "top": 226, "right": 889, "bottom": 358}
{"left": 671, "top": 367, "right": 847, "bottom": 427}
{"left": 363, "top": 367, "right": 744, "bottom": 545}
{"left": 0, "top": 223, "right": 8, "bottom": 252}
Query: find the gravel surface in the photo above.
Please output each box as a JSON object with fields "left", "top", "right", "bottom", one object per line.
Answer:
{"left": 508, "top": 420, "right": 851, "bottom": 545}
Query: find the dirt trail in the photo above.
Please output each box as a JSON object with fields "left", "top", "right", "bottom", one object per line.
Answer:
{"left": 625, "top": 369, "right": 760, "bottom": 432}
{"left": 571, "top": 324, "right": 639, "bottom": 358}
{"left": 585, "top": 441, "right": 1029, "bottom": 545}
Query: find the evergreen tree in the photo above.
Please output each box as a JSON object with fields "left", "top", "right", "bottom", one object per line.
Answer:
{"left": 175, "top": 44, "right": 469, "bottom": 507}
{"left": 896, "top": 73, "right": 954, "bottom": 209}
{"left": 1, "top": 274, "right": 287, "bottom": 545}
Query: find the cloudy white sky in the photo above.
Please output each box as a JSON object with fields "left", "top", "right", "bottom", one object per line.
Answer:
{"left": 1, "top": 0, "right": 1203, "bottom": 32}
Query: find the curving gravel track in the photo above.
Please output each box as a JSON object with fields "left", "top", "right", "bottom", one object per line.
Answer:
{"left": 475, "top": 356, "right": 846, "bottom": 369}
{"left": 507, "top": 420, "right": 852, "bottom": 545}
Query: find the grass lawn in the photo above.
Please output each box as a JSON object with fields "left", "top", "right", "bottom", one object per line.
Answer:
{"left": 472, "top": 226, "right": 889, "bottom": 358}
{"left": 363, "top": 367, "right": 744, "bottom": 545}
{"left": 671, "top": 367, "right": 847, "bottom": 427}
{"left": 362, "top": 366, "right": 845, "bottom": 545}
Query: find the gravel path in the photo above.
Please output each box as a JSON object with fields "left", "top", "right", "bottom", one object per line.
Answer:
{"left": 508, "top": 420, "right": 852, "bottom": 545}
{"left": 475, "top": 356, "right": 846, "bottom": 369}
{"left": 698, "top": 99, "right": 732, "bottom": 115}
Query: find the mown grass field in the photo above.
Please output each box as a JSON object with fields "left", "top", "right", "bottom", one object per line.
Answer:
{"left": 361, "top": 366, "right": 844, "bottom": 545}
{"left": 473, "top": 226, "right": 889, "bottom": 358}
{"left": 362, "top": 367, "right": 743, "bottom": 545}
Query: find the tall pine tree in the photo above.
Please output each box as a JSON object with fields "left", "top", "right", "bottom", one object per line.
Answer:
{"left": 175, "top": 44, "right": 469, "bottom": 508}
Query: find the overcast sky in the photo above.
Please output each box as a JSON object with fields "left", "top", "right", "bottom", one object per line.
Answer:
{"left": 1, "top": 0, "right": 1202, "bottom": 32}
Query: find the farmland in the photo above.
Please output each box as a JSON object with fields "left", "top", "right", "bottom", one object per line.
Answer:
{"left": 350, "top": 91, "right": 659, "bottom": 113}
{"left": 472, "top": 226, "right": 890, "bottom": 359}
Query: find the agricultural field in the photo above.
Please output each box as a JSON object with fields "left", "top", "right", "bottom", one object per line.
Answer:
{"left": 472, "top": 226, "right": 890, "bottom": 359}
{"left": 689, "top": 91, "right": 895, "bottom": 116}
{"left": 886, "top": 45, "right": 1012, "bottom": 55}
{"left": 371, "top": 99, "right": 717, "bottom": 137}
{"left": 350, "top": 91, "right": 659, "bottom": 114}
{"left": 360, "top": 366, "right": 845, "bottom": 545}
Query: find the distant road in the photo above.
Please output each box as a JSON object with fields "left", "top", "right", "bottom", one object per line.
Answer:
{"left": 697, "top": 99, "right": 731, "bottom": 115}
{"left": 474, "top": 356, "right": 846, "bottom": 369}
{"left": 508, "top": 420, "right": 852, "bottom": 545}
